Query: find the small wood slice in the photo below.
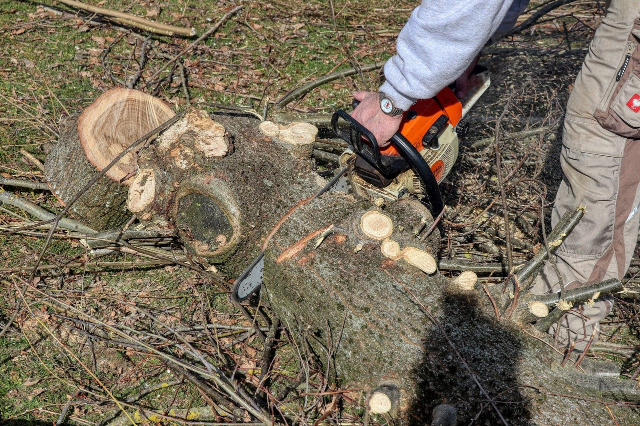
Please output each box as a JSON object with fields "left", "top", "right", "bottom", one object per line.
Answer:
{"left": 360, "top": 210, "right": 394, "bottom": 240}
{"left": 401, "top": 247, "right": 437, "bottom": 274}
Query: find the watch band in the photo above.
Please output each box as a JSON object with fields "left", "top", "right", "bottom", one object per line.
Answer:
{"left": 378, "top": 92, "right": 404, "bottom": 116}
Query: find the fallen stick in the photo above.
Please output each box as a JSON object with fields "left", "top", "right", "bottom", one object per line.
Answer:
{"left": 438, "top": 258, "right": 515, "bottom": 274}
{"left": 0, "top": 177, "right": 49, "bottom": 191}
{"left": 0, "top": 190, "right": 97, "bottom": 235}
{"left": 55, "top": 0, "right": 196, "bottom": 36}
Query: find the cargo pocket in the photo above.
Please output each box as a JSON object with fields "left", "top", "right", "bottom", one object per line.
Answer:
{"left": 555, "top": 145, "right": 619, "bottom": 257}
{"left": 594, "top": 19, "right": 640, "bottom": 137}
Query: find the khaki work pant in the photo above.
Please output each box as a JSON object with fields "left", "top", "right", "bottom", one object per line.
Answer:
{"left": 532, "top": 0, "right": 640, "bottom": 351}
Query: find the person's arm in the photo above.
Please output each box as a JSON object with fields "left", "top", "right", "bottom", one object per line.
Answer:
{"left": 352, "top": 0, "right": 516, "bottom": 146}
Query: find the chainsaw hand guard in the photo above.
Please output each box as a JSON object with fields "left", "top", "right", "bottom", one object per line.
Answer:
{"left": 332, "top": 110, "right": 408, "bottom": 178}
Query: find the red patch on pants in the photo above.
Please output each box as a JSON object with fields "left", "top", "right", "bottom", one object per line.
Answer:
{"left": 627, "top": 94, "right": 640, "bottom": 113}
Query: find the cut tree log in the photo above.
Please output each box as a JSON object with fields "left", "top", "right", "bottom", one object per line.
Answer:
{"left": 45, "top": 88, "right": 175, "bottom": 230}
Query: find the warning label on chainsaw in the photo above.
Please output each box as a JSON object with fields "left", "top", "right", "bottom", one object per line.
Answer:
{"left": 431, "top": 160, "right": 445, "bottom": 182}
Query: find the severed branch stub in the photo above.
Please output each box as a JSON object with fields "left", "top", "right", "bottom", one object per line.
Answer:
{"left": 368, "top": 384, "right": 400, "bottom": 414}
{"left": 449, "top": 270, "right": 478, "bottom": 292}
{"left": 259, "top": 120, "right": 318, "bottom": 159}
{"left": 534, "top": 278, "right": 623, "bottom": 332}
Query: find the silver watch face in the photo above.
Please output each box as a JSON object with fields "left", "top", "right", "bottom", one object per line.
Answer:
{"left": 380, "top": 97, "right": 394, "bottom": 114}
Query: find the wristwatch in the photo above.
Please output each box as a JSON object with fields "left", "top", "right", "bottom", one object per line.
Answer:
{"left": 378, "top": 92, "right": 404, "bottom": 116}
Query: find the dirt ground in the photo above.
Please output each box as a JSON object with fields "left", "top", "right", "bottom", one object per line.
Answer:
{"left": 2, "top": 0, "right": 640, "bottom": 425}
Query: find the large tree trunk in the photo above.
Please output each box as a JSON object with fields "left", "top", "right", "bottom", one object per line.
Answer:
{"left": 45, "top": 91, "right": 640, "bottom": 425}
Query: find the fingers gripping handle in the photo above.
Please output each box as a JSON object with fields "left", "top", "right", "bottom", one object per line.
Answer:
{"left": 332, "top": 109, "right": 384, "bottom": 170}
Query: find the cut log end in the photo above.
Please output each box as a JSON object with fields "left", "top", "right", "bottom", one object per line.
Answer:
{"left": 529, "top": 301, "right": 549, "bottom": 318}
{"left": 368, "top": 384, "right": 400, "bottom": 414}
{"left": 451, "top": 270, "right": 478, "bottom": 291}
{"left": 173, "top": 178, "right": 240, "bottom": 260}
{"left": 77, "top": 88, "right": 175, "bottom": 184}
{"left": 360, "top": 210, "right": 394, "bottom": 240}
{"left": 402, "top": 246, "right": 437, "bottom": 274}
{"left": 381, "top": 239, "right": 402, "bottom": 259}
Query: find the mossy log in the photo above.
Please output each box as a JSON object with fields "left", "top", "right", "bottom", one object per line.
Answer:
{"left": 45, "top": 92, "right": 640, "bottom": 424}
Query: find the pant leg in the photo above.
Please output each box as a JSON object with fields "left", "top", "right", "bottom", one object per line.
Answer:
{"left": 532, "top": 0, "right": 640, "bottom": 351}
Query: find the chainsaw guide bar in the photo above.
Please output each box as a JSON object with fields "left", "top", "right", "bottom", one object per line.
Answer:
{"left": 231, "top": 167, "right": 349, "bottom": 302}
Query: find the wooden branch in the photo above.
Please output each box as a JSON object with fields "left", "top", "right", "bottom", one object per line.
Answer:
{"left": 0, "top": 177, "right": 49, "bottom": 191}
{"left": 534, "top": 279, "right": 622, "bottom": 332}
{"left": 0, "top": 190, "right": 97, "bottom": 235}
{"left": 438, "top": 258, "right": 511, "bottom": 274}
{"left": 517, "top": 205, "right": 585, "bottom": 292}
{"left": 145, "top": 5, "right": 243, "bottom": 86}
{"left": 84, "top": 229, "right": 175, "bottom": 249}
{"left": 55, "top": 0, "right": 196, "bottom": 37}
{"left": 534, "top": 278, "right": 622, "bottom": 307}
{"left": 275, "top": 62, "right": 385, "bottom": 108}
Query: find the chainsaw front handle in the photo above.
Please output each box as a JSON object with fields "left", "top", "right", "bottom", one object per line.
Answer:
{"left": 332, "top": 109, "right": 384, "bottom": 170}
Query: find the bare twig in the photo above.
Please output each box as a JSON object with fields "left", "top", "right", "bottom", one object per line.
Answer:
{"left": 275, "top": 62, "right": 385, "bottom": 108}
{"left": 0, "top": 190, "right": 97, "bottom": 235}
{"left": 505, "top": 0, "right": 579, "bottom": 37}
{"left": 55, "top": 0, "right": 196, "bottom": 36}
{"left": 19, "top": 148, "right": 45, "bottom": 172}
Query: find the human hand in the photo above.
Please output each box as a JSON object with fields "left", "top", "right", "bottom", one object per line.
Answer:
{"left": 351, "top": 91, "right": 403, "bottom": 148}
{"left": 454, "top": 54, "right": 481, "bottom": 99}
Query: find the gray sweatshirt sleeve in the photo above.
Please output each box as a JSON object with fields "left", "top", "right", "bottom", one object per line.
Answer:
{"left": 379, "top": 0, "right": 516, "bottom": 110}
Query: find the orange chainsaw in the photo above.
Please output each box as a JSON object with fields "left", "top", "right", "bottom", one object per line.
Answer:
{"left": 331, "top": 69, "right": 489, "bottom": 218}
